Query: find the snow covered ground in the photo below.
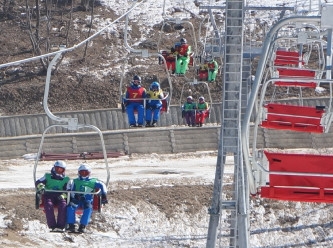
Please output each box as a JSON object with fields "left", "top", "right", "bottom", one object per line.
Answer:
{"left": 1, "top": 151, "right": 333, "bottom": 247}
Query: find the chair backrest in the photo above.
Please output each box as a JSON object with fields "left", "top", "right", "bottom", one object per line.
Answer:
{"left": 274, "top": 50, "right": 301, "bottom": 66}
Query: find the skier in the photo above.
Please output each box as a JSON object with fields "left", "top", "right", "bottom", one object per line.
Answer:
{"left": 66, "top": 164, "right": 108, "bottom": 233}
{"left": 35, "top": 160, "right": 70, "bottom": 232}
{"left": 198, "top": 58, "right": 209, "bottom": 81}
{"left": 175, "top": 38, "right": 191, "bottom": 75}
{"left": 195, "top": 96, "right": 209, "bottom": 127}
{"left": 123, "top": 75, "right": 147, "bottom": 127}
{"left": 145, "top": 81, "right": 164, "bottom": 127}
{"left": 182, "top": 96, "right": 197, "bottom": 127}
{"left": 207, "top": 56, "right": 219, "bottom": 82}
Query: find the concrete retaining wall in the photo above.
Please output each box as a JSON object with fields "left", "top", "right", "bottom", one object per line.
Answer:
{"left": 1, "top": 123, "right": 333, "bottom": 160}
{"left": 1, "top": 98, "right": 333, "bottom": 159}
{"left": 0, "top": 104, "right": 222, "bottom": 137}
{"left": 0, "top": 126, "right": 221, "bottom": 159}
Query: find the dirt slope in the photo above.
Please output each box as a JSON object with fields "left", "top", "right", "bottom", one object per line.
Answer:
{"left": 0, "top": 2, "right": 223, "bottom": 116}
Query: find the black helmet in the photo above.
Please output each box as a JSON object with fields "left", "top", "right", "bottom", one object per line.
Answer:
{"left": 133, "top": 75, "right": 141, "bottom": 82}
{"left": 180, "top": 38, "right": 187, "bottom": 44}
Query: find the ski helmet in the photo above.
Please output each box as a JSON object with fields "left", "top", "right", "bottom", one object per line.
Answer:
{"left": 53, "top": 160, "right": 66, "bottom": 175}
{"left": 78, "top": 163, "right": 91, "bottom": 179}
{"left": 150, "top": 81, "right": 160, "bottom": 91}
{"left": 133, "top": 75, "right": 141, "bottom": 82}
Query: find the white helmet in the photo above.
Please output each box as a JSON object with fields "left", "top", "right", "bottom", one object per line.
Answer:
{"left": 54, "top": 160, "right": 66, "bottom": 169}
{"left": 78, "top": 164, "right": 91, "bottom": 179}
{"left": 53, "top": 160, "right": 66, "bottom": 176}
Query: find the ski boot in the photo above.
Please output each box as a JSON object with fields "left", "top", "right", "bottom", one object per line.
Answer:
{"left": 78, "top": 224, "right": 86, "bottom": 233}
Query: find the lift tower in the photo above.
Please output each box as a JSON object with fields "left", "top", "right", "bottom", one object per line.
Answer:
{"left": 206, "top": 0, "right": 248, "bottom": 247}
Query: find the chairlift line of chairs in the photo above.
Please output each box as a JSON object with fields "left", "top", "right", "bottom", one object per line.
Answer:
{"left": 243, "top": 12, "right": 333, "bottom": 203}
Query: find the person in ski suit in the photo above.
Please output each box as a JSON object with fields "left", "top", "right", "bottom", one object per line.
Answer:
{"left": 35, "top": 160, "right": 69, "bottom": 231}
{"left": 195, "top": 96, "right": 209, "bottom": 127}
{"left": 145, "top": 81, "right": 164, "bottom": 127}
{"left": 66, "top": 164, "right": 108, "bottom": 233}
{"left": 175, "top": 38, "right": 191, "bottom": 75}
{"left": 198, "top": 58, "right": 209, "bottom": 81}
{"left": 124, "top": 75, "right": 147, "bottom": 127}
{"left": 207, "top": 56, "right": 219, "bottom": 82}
{"left": 182, "top": 96, "right": 197, "bottom": 127}
{"left": 165, "top": 47, "right": 178, "bottom": 73}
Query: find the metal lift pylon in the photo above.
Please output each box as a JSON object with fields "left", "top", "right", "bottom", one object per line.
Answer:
{"left": 206, "top": 0, "right": 248, "bottom": 247}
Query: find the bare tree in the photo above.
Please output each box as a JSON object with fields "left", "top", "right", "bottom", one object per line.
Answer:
{"left": 82, "top": 0, "right": 95, "bottom": 61}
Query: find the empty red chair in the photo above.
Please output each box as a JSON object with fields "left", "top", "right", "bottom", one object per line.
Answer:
{"left": 260, "top": 151, "right": 333, "bottom": 203}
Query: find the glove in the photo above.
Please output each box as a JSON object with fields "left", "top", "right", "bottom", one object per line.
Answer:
{"left": 69, "top": 197, "right": 80, "bottom": 207}
{"left": 69, "top": 200, "right": 79, "bottom": 208}
{"left": 58, "top": 193, "right": 67, "bottom": 200}
{"left": 37, "top": 183, "right": 45, "bottom": 193}
{"left": 101, "top": 194, "right": 108, "bottom": 205}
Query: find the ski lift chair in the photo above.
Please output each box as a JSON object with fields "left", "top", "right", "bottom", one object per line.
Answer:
{"left": 197, "top": 68, "right": 208, "bottom": 81}
{"left": 179, "top": 80, "right": 212, "bottom": 126}
{"left": 33, "top": 51, "right": 109, "bottom": 215}
{"left": 197, "top": 56, "right": 208, "bottom": 81}
{"left": 257, "top": 35, "right": 330, "bottom": 134}
{"left": 36, "top": 188, "right": 102, "bottom": 214}
{"left": 159, "top": 41, "right": 195, "bottom": 74}
{"left": 259, "top": 150, "right": 333, "bottom": 203}
{"left": 159, "top": 49, "right": 177, "bottom": 73}
{"left": 122, "top": 92, "right": 169, "bottom": 113}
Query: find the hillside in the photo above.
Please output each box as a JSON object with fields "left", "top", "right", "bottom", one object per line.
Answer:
{"left": 0, "top": 1, "right": 224, "bottom": 116}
